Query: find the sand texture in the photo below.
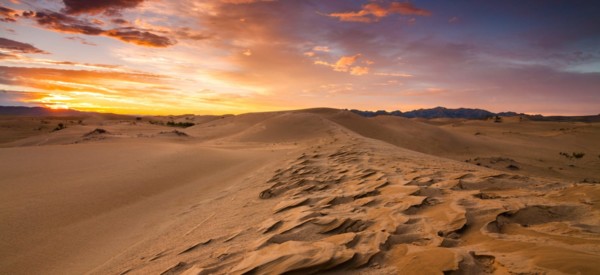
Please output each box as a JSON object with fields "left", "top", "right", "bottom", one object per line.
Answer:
{"left": 1, "top": 108, "right": 600, "bottom": 274}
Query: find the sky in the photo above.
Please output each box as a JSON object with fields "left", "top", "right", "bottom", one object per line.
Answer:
{"left": 0, "top": 0, "right": 599, "bottom": 115}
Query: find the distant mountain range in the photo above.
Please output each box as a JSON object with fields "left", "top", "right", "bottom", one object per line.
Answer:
{"left": 350, "top": 107, "right": 519, "bottom": 119}
{"left": 0, "top": 106, "right": 86, "bottom": 116}
{"left": 0, "top": 106, "right": 130, "bottom": 119}
{"left": 1, "top": 106, "right": 598, "bottom": 122}
{"left": 350, "top": 107, "right": 600, "bottom": 122}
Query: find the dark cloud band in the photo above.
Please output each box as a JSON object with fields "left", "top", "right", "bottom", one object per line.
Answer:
{"left": 62, "top": 0, "right": 145, "bottom": 15}
{"left": 0, "top": 37, "right": 48, "bottom": 54}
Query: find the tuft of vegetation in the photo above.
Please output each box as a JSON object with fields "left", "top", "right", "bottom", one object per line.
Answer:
{"left": 84, "top": 128, "right": 109, "bottom": 137}
{"left": 560, "top": 152, "right": 585, "bottom": 160}
{"left": 572, "top": 152, "right": 585, "bottom": 159}
{"left": 52, "top": 123, "right": 66, "bottom": 132}
{"left": 506, "top": 164, "right": 520, "bottom": 170}
{"left": 159, "top": 130, "right": 189, "bottom": 137}
{"left": 166, "top": 121, "right": 195, "bottom": 128}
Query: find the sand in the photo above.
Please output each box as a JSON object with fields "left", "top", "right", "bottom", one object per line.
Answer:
{"left": 1, "top": 108, "right": 599, "bottom": 274}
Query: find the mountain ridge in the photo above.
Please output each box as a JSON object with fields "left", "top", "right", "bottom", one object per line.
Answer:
{"left": 2, "top": 106, "right": 598, "bottom": 122}
{"left": 350, "top": 106, "right": 519, "bottom": 119}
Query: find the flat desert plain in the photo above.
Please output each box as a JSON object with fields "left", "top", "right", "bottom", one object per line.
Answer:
{"left": 1, "top": 108, "right": 600, "bottom": 274}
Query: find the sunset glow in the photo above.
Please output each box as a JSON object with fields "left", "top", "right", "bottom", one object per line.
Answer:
{"left": 1, "top": 1, "right": 599, "bottom": 115}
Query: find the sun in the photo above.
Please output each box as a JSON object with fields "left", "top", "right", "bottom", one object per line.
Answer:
{"left": 47, "top": 104, "right": 70, "bottom": 110}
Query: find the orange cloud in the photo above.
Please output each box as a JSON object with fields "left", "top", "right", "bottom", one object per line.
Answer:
{"left": 329, "top": 2, "right": 431, "bottom": 23}
{"left": 0, "top": 65, "right": 180, "bottom": 113}
{"left": 104, "top": 28, "right": 175, "bottom": 47}
{"left": 314, "top": 54, "right": 370, "bottom": 76}
{"left": 0, "top": 5, "right": 19, "bottom": 22}
{"left": 374, "top": 72, "right": 413, "bottom": 77}
{"left": 350, "top": 66, "right": 369, "bottom": 76}
{"left": 313, "top": 46, "right": 330, "bottom": 52}
{"left": 333, "top": 54, "right": 361, "bottom": 72}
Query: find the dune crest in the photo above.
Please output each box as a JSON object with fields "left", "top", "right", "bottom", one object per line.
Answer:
{"left": 163, "top": 135, "right": 599, "bottom": 274}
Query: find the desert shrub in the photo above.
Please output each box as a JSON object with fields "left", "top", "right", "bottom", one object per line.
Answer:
{"left": 506, "top": 164, "right": 520, "bottom": 170}
{"left": 159, "top": 130, "right": 189, "bottom": 136}
{"left": 572, "top": 152, "right": 585, "bottom": 159}
{"left": 560, "top": 152, "right": 585, "bottom": 160}
{"left": 559, "top": 152, "right": 572, "bottom": 159}
{"left": 166, "top": 121, "right": 195, "bottom": 128}
{"left": 52, "top": 123, "right": 66, "bottom": 132}
{"left": 84, "top": 128, "right": 108, "bottom": 137}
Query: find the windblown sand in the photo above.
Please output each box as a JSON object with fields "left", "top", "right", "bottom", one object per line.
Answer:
{"left": 1, "top": 109, "right": 599, "bottom": 274}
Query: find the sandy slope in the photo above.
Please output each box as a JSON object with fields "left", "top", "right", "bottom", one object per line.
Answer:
{"left": 1, "top": 108, "right": 599, "bottom": 274}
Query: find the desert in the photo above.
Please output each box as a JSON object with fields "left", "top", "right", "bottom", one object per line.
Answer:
{"left": 2, "top": 1, "right": 599, "bottom": 274}
{"left": 1, "top": 107, "right": 599, "bottom": 274}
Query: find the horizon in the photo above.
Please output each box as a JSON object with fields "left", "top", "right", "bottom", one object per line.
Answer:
{"left": 2, "top": 104, "right": 599, "bottom": 117}
{"left": 1, "top": 1, "right": 599, "bottom": 116}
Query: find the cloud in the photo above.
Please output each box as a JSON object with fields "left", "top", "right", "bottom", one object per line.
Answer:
{"left": 350, "top": 66, "right": 369, "bottom": 76}
{"left": 0, "top": 37, "right": 48, "bottom": 54}
{"left": 401, "top": 87, "right": 448, "bottom": 97}
{"left": 0, "top": 66, "right": 164, "bottom": 87}
{"left": 0, "top": 52, "right": 18, "bottom": 59}
{"left": 3, "top": 26, "right": 16, "bottom": 34}
{"left": 314, "top": 54, "right": 370, "bottom": 76}
{"left": 0, "top": 50, "right": 123, "bottom": 70}
{"left": 104, "top": 28, "right": 175, "bottom": 47}
{"left": 34, "top": 11, "right": 105, "bottom": 35}
{"left": 173, "top": 27, "right": 212, "bottom": 41}
{"left": 62, "top": 0, "right": 145, "bottom": 15}
{"left": 111, "top": 18, "right": 128, "bottom": 24}
{"left": 32, "top": 11, "right": 175, "bottom": 47}
{"left": 220, "top": 0, "right": 276, "bottom": 4}
{"left": 328, "top": 2, "right": 431, "bottom": 23}
{"left": 313, "top": 46, "right": 330, "bottom": 52}
{"left": 65, "top": 36, "right": 97, "bottom": 46}
{"left": 333, "top": 54, "right": 361, "bottom": 71}
{"left": 0, "top": 5, "right": 19, "bottom": 22}
{"left": 0, "top": 89, "right": 46, "bottom": 107}
{"left": 0, "top": 65, "right": 176, "bottom": 112}
{"left": 374, "top": 72, "right": 413, "bottom": 77}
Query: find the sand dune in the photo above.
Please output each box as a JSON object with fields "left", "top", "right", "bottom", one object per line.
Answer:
{"left": 1, "top": 108, "right": 599, "bottom": 274}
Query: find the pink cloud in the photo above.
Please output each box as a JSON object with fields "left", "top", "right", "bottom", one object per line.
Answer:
{"left": 328, "top": 2, "right": 431, "bottom": 23}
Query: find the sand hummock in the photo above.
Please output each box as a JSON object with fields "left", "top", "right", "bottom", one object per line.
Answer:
{"left": 1, "top": 108, "right": 599, "bottom": 274}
